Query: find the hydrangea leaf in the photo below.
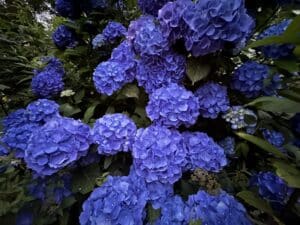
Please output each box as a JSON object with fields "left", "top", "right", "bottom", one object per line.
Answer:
{"left": 274, "top": 59, "right": 299, "bottom": 72}
{"left": 120, "top": 84, "right": 140, "bottom": 99}
{"left": 187, "top": 58, "right": 210, "bottom": 85}
{"left": 147, "top": 205, "right": 161, "bottom": 224}
{"left": 272, "top": 160, "right": 300, "bottom": 188}
{"left": 83, "top": 104, "right": 98, "bottom": 123}
{"left": 60, "top": 103, "right": 81, "bottom": 117}
{"left": 189, "top": 220, "right": 202, "bottom": 225}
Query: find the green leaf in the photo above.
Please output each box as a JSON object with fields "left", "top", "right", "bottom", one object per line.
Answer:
{"left": 235, "top": 132, "right": 287, "bottom": 159}
{"left": 237, "top": 191, "right": 273, "bottom": 214}
{"left": 0, "top": 84, "right": 10, "bottom": 90}
{"left": 189, "top": 220, "right": 202, "bottom": 225}
{"left": 103, "top": 156, "right": 113, "bottom": 170}
{"left": 147, "top": 205, "right": 161, "bottom": 224}
{"left": 246, "top": 96, "right": 300, "bottom": 113}
{"left": 274, "top": 59, "right": 299, "bottom": 73}
{"left": 186, "top": 58, "right": 210, "bottom": 85}
{"left": 120, "top": 84, "right": 140, "bottom": 99}
{"left": 272, "top": 160, "right": 300, "bottom": 188}
{"left": 60, "top": 103, "right": 81, "bottom": 117}
{"left": 83, "top": 104, "right": 98, "bottom": 123}
{"left": 284, "top": 144, "right": 300, "bottom": 166}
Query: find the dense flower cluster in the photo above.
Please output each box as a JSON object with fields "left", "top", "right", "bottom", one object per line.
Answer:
{"left": 25, "top": 117, "right": 91, "bottom": 176}
{"left": 218, "top": 137, "right": 236, "bottom": 156}
{"left": 183, "top": 132, "right": 227, "bottom": 172}
{"left": 195, "top": 82, "right": 230, "bottom": 119}
{"left": 127, "top": 16, "right": 170, "bottom": 56}
{"left": 91, "top": 114, "right": 137, "bottom": 155}
{"left": 187, "top": 190, "right": 252, "bottom": 225}
{"left": 2, "top": 109, "right": 29, "bottom": 131}
{"left": 258, "top": 20, "right": 294, "bottom": 59}
{"left": 231, "top": 61, "right": 271, "bottom": 98}
{"left": 132, "top": 126, "right": 186, "bottom": 184}
{"left": 31, "top": 58, "right": 65, "bottom": 98}
{"left": 79, "top": 175, "right": 148, "bottom": 225}
{"left": 154, "top": 195, "right": 187, "bottom": 225}
{"left": 159, "top": 0, "right": 254, "bottom": 56}
{"left": 146, "top": 83, "right": 199, "bottom": 128}
{"left": 262, "top": 129, "right": 285, "bottom": 148}
{"left": 250, "top": 172, "right": 293, "bottom": 208}
{"left": 136, "top": 50, "right": 186, "bottom": 93}
{"left": 55, "top": 0, "right": 81, "bottom": 19}
{"left": 0, "top": 143, "right": 9, "bottom": 156}
{"left": 26, "top": 99, "right": 60, "bottom": 123}
{"left": 137, "top": 0, "right": 169, "bottom": 16}
{"left": 52, "top": 25, "right": 78, "bottom": 49}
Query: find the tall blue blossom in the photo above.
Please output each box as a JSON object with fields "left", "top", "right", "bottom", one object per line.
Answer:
{"left": 79, "top": 175, "right": 148, "bottom": 225}
{"left": 183, "top": 132, "right": 227, "bottom": 172}
{"left": 218, "top": 137, "right": 236, "bottom": 156}
{"left": 25, "top": 117, "right": 91, "bottom": 176}
{"left": 31, "top": 57, "right": 65, "bottom": 98}
{"left": 154, "top": 195, "right": 188, "bottom": 225}
{"left": 250, "top": 172, "right": 293, "bottom": 209}
{"left": 55, "top": 0, "right": 81, "bottom": 18}
{"left": 146, "top": 83, "right": 200, "bottom": 128}
{"left": 258, "top": 20, "right": 294, "bottom": 59}
{"left": 91, "top": 114, "right": 137, "bottom": 155}
{"left": 52, "top": 25, "right": 78, "bottom": 49}
{"left": 262, "top": 129, "right": 285, "bottom": 148}
{"left": 136, "top": 50, "right": 186, "bottom": 93}
{"left": 195, "top": 82, "right": 230, "bottom": 119}
{"left": 138, "top": 0, "right": 169, "bottom": 16}
{"left": 231, "top": 61, "right": 275, "bottom": 98}
{"left": 187, "top": 190, "right": 252, "bottom": 225}
{"left": 132, "top": 126, "right": 186, "bottom": 184}
{"left": 26, "top": 99, "right": 60, "bottom": 123}
{"left": 127, "top": 16, "right": 170, "bottom": 56}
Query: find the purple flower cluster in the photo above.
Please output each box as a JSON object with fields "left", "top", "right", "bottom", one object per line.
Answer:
{"left": 159, "top": 0, "right": 255, "bottom": 56}
{"left": 187, "top": 190, "right": 252, "bottom": 225}
{"left": 136, "top": 50, "right": 186, "bottom": 93}
{"left": 146, "top": 83, "right": 200, "bottom": 128}
{"left": 250, "top": 172, "right": 293, "bottom": 208}
{"left": 132, "top": 126, "right": 186, "bottom": 184}
{"left": 26, "top": 99, "right": 60, "bottom": 123}
{"left": 262, "top": 129, "right": 285, "bottom": 148}
{"left": 195, "top": 82, "right": 230, "bottom": 119}
{"left": 25, "top": 117, "right": 91, "bottom": 176}
{"left": 138, "top": 0, "right": 169, "bottom": 16}
{"left": 183, "top": 132, "right": 227, "bottom": 172}
{"left": 91, "top": 113, "right": 137, "bottom": 155}
{"left": 52, "top": 25, "right": 78, "bottom": 49}
{"left": 258, "top": 20, "right": 294, "bottom": 59}
{"left": 231, "top": 61, "right": 271, "bottom": 98}
{"left": 79, "top": 175, "right": 148, "bottom": 225}
{"left": 55, "top": 0, "right": 81, "bottom": 19}
{"left": 218, "top": 136, "right": 236, "bottom": 156}
{"left": 31, "top": 57, "right": 65, "bottom": 98}
{"left": 0, "top": 143, "right": 9, "bottom": 156}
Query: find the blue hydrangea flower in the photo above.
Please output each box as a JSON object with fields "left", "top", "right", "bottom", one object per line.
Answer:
{"left": 26, "top": 99, "right": 60, "bottom": 123}
{"left": 218, "top": 137, "right": 236, "bottom": 156}
{"left": 31, "top": 58, "right": 65, "bottom": 98}
{"left": 250, "top": 172, "right": 293, "bottom": 209}
{"left": 187, "top": 190, "right": 252, "bottom": 225}
{"left": 52, "top": 25, "right": 78, "bottom": 49}
{"left": 291, "top": 113, "right": 300, "bottom": 135}
{"left": 0, "top": 142, "right": 9, "bottom": 156}
{"left": 231, "top": 61, "right": 272, "bottom": 98}
{"left": 223, "top": 106, "right": 258, "bottom": 131}
{"left": 1, "top": 109, "right": 28, "bottom": 131}
{"left": 154, "top": 195, "right": 187, "bottom": 225}
{"left": 25, "top": 117, "right": 91, "bottom": 176}
{"left": 146, "top": 83, "right": 200, "bottom": 128}
{"left": 102, "top": 22, "right": 127, "bottom": 43}
{"left": 93, "top": 60, "right": 134, "bottom": 96}
{"left": 132, "top": 126, "right": 186, "bottom": 184}
{"left": 258, "top": 20, "right": 294, "bottom": 59}
{"left": 183, "top": 132, "right": 227, "bottom": 172}
{"left": 138, "top": 0, "right": 169, "bottom": 16}
{"left": 136, "top": 51, "right": 186, "bottom": 93}
{"left": 127, "top": 16, "right": 170, "bottom": 56}
{"left": 88, "top": 0, "right": 108, "bottom": 9}
{"left": 16, "top": 208, "right": 33, "bottom": 225}
{"left": 92, "top": 34, "right": 105, "bottom": 48}
{"left": 79, "top": 175, "right": 148, "bottom": 225}
{"left": 55, "top": 0, "right": 81, "bottom": 18}
{"left": 91, "top": 114, "right": 137, "bottom": 155}
{"left": 28, "top": 178, "right": 46, "bottom": 201}
{"left": 195, "top": 82, "right": 230, "bottom": 119}
{"left": 54, "top": 174, "right": 72, "bottom": 204}
{"left": 262, "top": 129, "right": 285, "bottom": 148}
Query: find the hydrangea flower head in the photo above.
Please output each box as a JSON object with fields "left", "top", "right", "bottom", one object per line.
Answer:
{"left": 132, "top": 125, "right": 186, "bottom": 184}
{"left": 2, "top": 109, "right": 29, "bottom": 131}
{"left": 136, "top": 51, "right": 186, "bottom": 93}
{"left": 79, "top": 175, "right": 148, "bottom": 225}
{"left": 146, "top": 83, "right": 200, "bottom": 128}
{"left": 262, "top": 129, "right": 285, "bottom": 148}
{"left": 52, "top": 25, "right": 78, "bottom": 49}
{"left": 102, "top": 21, "right": 127, "bottom": 43}
{"left": 127, "top": 16, "right": 170, "bottom": 56}
{"left": 187, "top": 190, "right": 252, "bottom": 225}
{"left": 137, "top": 0, "right": 169, "bottom": 16}
{"left": 25, "top": 117, "right": 91, "bottom": 176}
{"left": 183, "top": 132, "right": 227, "bottom": 172}
{"left": 26, "top": 99, "right": 60, "bottom": 123}
{"left": 0, "top": 143, "right": 9, "bottom": 156}
{"left": 91, "top": 113, "right": 137, "bottom": 155}
{"left": 92, "top": 34, "right": 105, "bottom": 48}
{"left": 231, "top": 61, "right": 271, "bottom": 98}
{"left": 218, "top": 137, "right": 236, "bottom": 156}
{"left": 250, "top": 172, "right": 293, "bottom": 208}
{"left": 258, "top": 20, "right": 294, "bottom": 59}
{"left": 93, "top": 60, "right": 134, "bottom": 96}
{"left": 195, "top": 82, "right": 230, "bottom": 119}
{"left": 55, "top": 0, "right": 81, "bottom": 18}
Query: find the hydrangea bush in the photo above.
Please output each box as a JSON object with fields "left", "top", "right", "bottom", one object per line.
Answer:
{"left": 1, "top": 0, "right": 300, "bottom": 224}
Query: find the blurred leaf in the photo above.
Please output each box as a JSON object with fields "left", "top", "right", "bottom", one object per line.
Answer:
{"left": 237, "top": 191, "right": 273, "bottom": 214}
{"left": 284, "top": 144, "right": 300, "bottom": 166}
{"left": 120, "top": 84, "right": 140, "bottom": 99}
{"left": 272, "top": 160, "right": 300, "bottom": 188}
{"left": 83, "top": 104, "right": 98, "bottom": 123}
{"left": 274, "top": 60, "right": 299, "bottom": 73}
{"left": 279, "top": 90, "right": 300, "bottom": 102}
{"left": 0, "top": 84, "right": 10, "bottom": 90}
{"left": 60, "top": 103, "right": 81, "bottom": 117}
{"left": 147, "top": 205, "right": 161, "bottom": 224}
{"left": 236, "top": 142, "right": 250, "bottom": 158}
{"left": 186, "top": 58, "right": 210, "bottom": 85}
{"left": 246, "top": 96, "right": 300, "bottom": 113}
{"left": 235, "top": 132, "right": 287, "bottom": 159}
{"left": 189, "top": 220, "right": 202, "bottom": 225}
{"left": 73, "top": 90, "right": 85, "bottom": 104}
{"left": 104, "top": 156, "right": 113, "bottom": 170}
